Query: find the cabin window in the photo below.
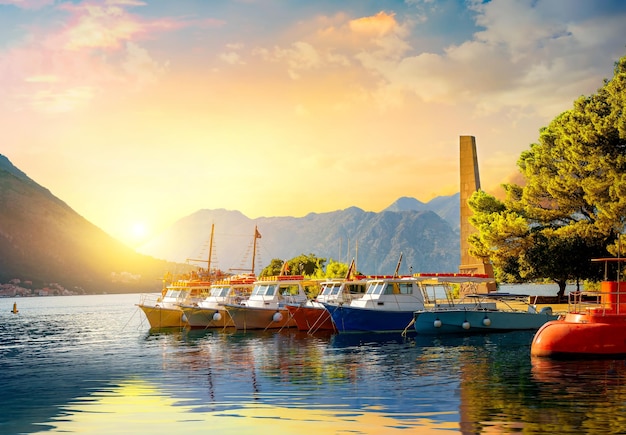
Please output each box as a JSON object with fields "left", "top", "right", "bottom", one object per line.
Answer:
{"left": 366, "top": 282, "right": 385, "bottom": 295}
{"left": 347, "top": 284, "right": 366, "bottom": 294}
{"left": 399, "top": 283, "right": 413, "bottom": 294}
{"left": 384, "top": 284, "right": 399, "bottom": 295}
{"left": 252, "top": 284, "right": 276, "bottom": 296}
{"left": 280, "top": 284, "right": 300, "bottom": 296}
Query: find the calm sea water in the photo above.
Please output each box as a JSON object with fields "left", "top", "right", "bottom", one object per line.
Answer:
{"left": 1, "top": 293, "right": 625, "bottom": 434}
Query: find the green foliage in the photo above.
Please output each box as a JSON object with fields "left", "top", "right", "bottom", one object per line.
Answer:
{"left": 260, "top": 258, "right": 285, "bottom": 277}
{"left": 468, "top": 54, "right": 626, "bottom": 298}
{"left": 259, "top": 255, "right": 356, "bottom": 280}
{"left": 319, "top": 259, "right": 350, "bottom": 278}
{"left": 260, "top": 254, "right": 328, "bottom": 277}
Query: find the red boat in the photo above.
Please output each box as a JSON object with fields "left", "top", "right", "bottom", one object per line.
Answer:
{"left": 531, "top": 258, "right": 626, "bottom": 358}
{"left": 286, "top": 277, "right": 368, "bottom": 333}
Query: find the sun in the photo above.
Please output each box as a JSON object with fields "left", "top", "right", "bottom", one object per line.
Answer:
{"left": 130, "top": 222, "right": 148, "bottom": 240}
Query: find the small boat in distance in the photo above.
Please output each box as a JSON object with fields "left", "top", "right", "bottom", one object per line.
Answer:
{"left": 412, "top": 274, "right": 559, "bottom": 335}
{"left": 531, "top": 257, "right": 626, "bottom": 358}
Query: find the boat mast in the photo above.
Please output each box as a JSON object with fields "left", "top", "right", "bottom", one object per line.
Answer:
{"left": 207, "top": 223, "right": 214, "bottom": 275}
{"left": 252, "top": 226, "right": 261, "bottom": 274}
{"left": 393, "top": 252, "right": 403, "bottom": 277}
{"left": 185, "top": 223, "right": 215, "bottom": 279}
{"left": 345, "top": 258, "right": 355, "bottom": 279}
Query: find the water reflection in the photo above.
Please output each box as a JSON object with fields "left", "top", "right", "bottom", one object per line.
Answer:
{"left": 4, "top": 295, "right": 626, "bottom": 434}
{"left": 40, "top": 379, "right": 459, "bottom": 434}
{"left": 529, "top": 357, "right": 626, "bottom": 434}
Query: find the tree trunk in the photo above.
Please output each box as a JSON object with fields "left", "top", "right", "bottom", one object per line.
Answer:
{"left": 556, "top": 279, "right": 567, "bottom": 301}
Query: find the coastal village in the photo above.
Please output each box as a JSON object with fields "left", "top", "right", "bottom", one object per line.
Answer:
{"left": 0, "top": 279, "right": 84, "bottom": 297}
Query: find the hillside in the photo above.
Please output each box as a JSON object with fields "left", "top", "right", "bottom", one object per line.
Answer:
{"left": 0, "top": 155, "right": 176, "bottom": 294}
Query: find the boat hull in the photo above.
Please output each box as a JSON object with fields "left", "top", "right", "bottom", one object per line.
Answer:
{"left": 180, "top": 306, "right": 233, "bottom": 328}
{"left": 414, "top": 310, "right": 558, "bottom": 335}
{"left": 137, "top": 304, "right": 186, "bottom": 328}
{"left": 225, "top": 304, "right": 297, "bottom": 330}
{"left": 285, "top": 304, "right": 335, "bottom": 332}
{"left": 323, "top": 303, "right": 414, "bottom": 333}
{"left": 531, "top": 312, "right": 626, "bottom": 357}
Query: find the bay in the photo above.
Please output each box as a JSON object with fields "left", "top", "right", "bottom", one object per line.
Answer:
{"left": 1, "top": 294, "right": 625, "bottom": 434}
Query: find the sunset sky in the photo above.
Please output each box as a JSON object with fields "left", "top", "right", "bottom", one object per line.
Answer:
{"left": 2, "top": 0, "right": 626, "bottom": 247}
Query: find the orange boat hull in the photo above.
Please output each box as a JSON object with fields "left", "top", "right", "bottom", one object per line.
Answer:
{"left": 531, "top": 312, "right": 626, "bottom": 357}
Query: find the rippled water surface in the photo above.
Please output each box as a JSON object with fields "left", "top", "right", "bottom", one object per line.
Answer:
{"left": 2, "top": 294, "right": 626, "bottom": 434}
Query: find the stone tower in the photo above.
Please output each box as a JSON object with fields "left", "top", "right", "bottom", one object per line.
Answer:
{"left": 459, "top": 136, "right": 496, "bottom": 291}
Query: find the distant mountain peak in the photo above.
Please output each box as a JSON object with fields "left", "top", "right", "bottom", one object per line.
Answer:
{"left": 383, "top": 196, "right": 426, "bottom": 212}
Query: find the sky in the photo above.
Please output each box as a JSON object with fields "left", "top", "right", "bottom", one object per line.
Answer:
{"left": 2, "top": 0, "right": 626, "bottom": 248}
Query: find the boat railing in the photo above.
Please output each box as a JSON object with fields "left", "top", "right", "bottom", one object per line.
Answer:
{"left": 138, "top": 293, "right": 168, "bottom": 306}
{"left": 567, "top": 290, "right": 622, "bottom": 314}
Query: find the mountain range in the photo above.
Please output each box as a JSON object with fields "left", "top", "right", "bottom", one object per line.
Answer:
{"left": 0, "top": 153, "right": 462, "bottom": 292}
{"left": 137, "top": 195, "right": 461, "bottom": 276}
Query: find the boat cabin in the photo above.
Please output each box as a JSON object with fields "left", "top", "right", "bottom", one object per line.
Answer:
{"left": 316, "top": 279, "right": 367, "bottom": 304}
{"left": 241, "top": 276, "right": 309, "bottom": 309}
{"left": 349, "top": 277, "right": 425, "bottom": 311}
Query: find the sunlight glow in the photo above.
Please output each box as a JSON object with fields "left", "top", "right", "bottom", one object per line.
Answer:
{"left": 44, "top": 379, "right": 459, "bottom": 434}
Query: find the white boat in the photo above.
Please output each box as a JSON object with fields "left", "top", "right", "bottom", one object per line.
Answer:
{"left": 412, "top": 275, "right": 559, "bottom": 335}
{"left": 224, "top": 274, "right": 316, "bottom": 330}
{"left": 321, "top": 275, "right": 428, "bottom": 333}
{"left": 136, "top": 223, "right": 222, "bottom": 328}
{"left": 137, "top": 279, "right": 212, "bottom": 328}
{"left": 179, "top": 225, "right": 262, "bottom": 328}
{"left": 180, "top": 275, "right": 255, "bottom": 328}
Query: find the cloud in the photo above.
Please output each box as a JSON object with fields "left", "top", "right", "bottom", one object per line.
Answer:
{"left": 25, "top": 86, "right": 95, "bottom": 113}
{"left": 122, "top": 42, "right": 168, "bottom": 87}
{"left": 57, "top": 1, "right": 173, "bottom": 51}
{"left": 0, "top": 0, "right": 192, "bottom": 113}
{"left": 0, "top": 0, "right": 54, "bottom": 9}
{"left": 351, "top": 1, "right": 626, "bottom": 119}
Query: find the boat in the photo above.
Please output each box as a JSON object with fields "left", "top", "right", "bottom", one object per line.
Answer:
{"left": 223, "top": 273, "right": 316, "bottom": 330}
{"left": 137, "top": 278, "right": 213, "bottom": 328}
{"left": 179, "top": 275, "right": 255, "bottom": 328}
{"left": 286, "top": 274, "right": 368, "bottom": 333}
{"left": 136, "top": 224, "right": 221, "bottom": 328}
{"left": 179, "top": 226, "right": 262, "bottom": 328}
{"left": 531, "top": 257, "right": 626, "bottom": 358}
{"left": 412, "top": 274, "right": 559, "bottom": 335}
{"left": 321, "top": 274, "right": 428, "bottom": 333}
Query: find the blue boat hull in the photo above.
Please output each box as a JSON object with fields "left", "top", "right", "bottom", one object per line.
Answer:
{"left": 413, "top": 310, "right": 559, "bottom": 335}
{"left": 323, "top": 303, "right": 415, "bottom": 333}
